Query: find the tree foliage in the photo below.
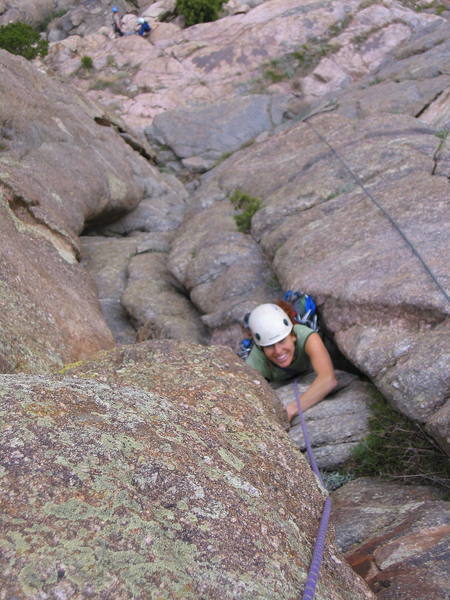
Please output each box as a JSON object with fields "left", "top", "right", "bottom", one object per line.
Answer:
{"left": 0, "top": 22, "right": 48, "bottom": 60}
{"left": 175, "top": 0, "right": 224, "bottom": 26}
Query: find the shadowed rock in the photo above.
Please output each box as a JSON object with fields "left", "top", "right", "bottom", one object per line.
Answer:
{"left": 168, "top": 201, "right": 277, "bottom": 337}
{"left": 1, "top": 343, "right": 374, "bottom": 599}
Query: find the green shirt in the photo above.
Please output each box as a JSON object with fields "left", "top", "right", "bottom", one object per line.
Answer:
{"left": 245, "top": 324, "right": 314, "bottom": 382}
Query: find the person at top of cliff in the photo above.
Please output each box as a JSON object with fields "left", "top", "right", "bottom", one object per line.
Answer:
{"left": 111, "top": 6, "right": 124, "bottom": 37}
{"left": 136, "top": 17, "right": 151, "bottom": 37}
{"left": 245, "top": 302, "right": 336, "bottom": 422}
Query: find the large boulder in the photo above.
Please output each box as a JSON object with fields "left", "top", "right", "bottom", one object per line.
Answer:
{"left": 168, "top": 202, "right": 276, "bottom": 331}
{"left": 1, "top": 343, "right": 374, "bottom": 599}
{"left": 144, "top": 94, "right": 294, "bottom": 172}
{"left": 0, "top": 50, "right": 188, "bottom": 371}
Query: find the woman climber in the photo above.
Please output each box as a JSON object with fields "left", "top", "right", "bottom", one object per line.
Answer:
{"left": 245, "top": 302, "right": 337, "bottom": 422}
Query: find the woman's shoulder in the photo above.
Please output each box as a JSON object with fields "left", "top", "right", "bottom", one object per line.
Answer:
{"left": 293, "top": 323, "right": 315, "bottom": 344}
{"left": 246, "top": 344, "right": 272, "bottom": 377}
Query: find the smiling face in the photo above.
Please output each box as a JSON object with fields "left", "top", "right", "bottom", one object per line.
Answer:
{"left": 262, "top": 332, "right": 296, "bottom": 368}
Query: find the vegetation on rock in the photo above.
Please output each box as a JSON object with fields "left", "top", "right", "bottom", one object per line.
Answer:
{"left": 176, "top": 0, "right": 224, "bottom": 26}
{"left": 343, "top": 397, "right": 450, "bottom": 496}
{"left": 80, "top": 55, "right": 94, "bottom": 70}
{"left": 0, "top": 22, "right": 48, "bottom": 60}
{"left": 230, "top": 189, "right": 261, "bottom": 233}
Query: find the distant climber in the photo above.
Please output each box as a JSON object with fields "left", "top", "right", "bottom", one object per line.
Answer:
{"left": 136, "top": 17, "right": 151, "bottom": 37}
{"left": 245, "top": 302, "right": 337, "bottom": 423}
{"left": 111, "top": 6, "right": 124, "bottom": 37}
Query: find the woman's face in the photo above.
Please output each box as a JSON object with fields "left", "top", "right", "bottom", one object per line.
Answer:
{"left": 262, "top": 333, "right": 296, "bottom": 368}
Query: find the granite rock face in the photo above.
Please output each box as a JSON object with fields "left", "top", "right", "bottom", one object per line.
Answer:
{"left": 332, "top": 478, "right": 450, "bottom": 599}
{"left": 0, "top": 50, "right": 189, "bottom": 372}
{"left": 0, "top": 343, "right": 375, "bottom": 599}
{"left": 182, "top": 107, "right": 449, "bottom": 450}
{"left": 276, "top": 373, "right": 376, "bottom": 469}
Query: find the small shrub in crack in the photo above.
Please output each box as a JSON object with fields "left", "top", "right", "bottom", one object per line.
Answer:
{"left": 229, "top": 190, "right": 261, "bottom": 233}
{"left": 80, "top": 55, "right": 94, "bottom": 70}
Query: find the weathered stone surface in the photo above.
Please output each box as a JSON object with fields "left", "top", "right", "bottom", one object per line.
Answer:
{"left": 143, "top": 0, "right": 177, "bottom": 20}
{"left": 0, "top": 49, "right": 192, "bottom": 371}
{"left": 1, "top": 50, "right": 142, "bottom": 241}
{"left": 0, "top": 344, "right": 375, "bottom": 599}
{"left": 0, "top": 0, "right": 139, "bottom": 38}
{"left": 144, "top": 94, "right": 293, "bottom": 169}
{"left": 331, "top": 477, "right": 446, "bottom": 552}
{"left": 168, "top": 202, "right": 277, "bottom": 329}
{"left": 96, "top": 173, "right": 189, "bottom": 235}
{"left": 329, "top": 19, "right": 450, "bottom": 124}
{"left": 331, "top": 478, "right": 450, "bottom": 599}
{"left": 0, "top": 52, "right": 129, "bottom": 371}
{"left": 0, "top": 184, "right": 115, "bottom": 373}
{"left": 274, "top": 373, "right": 375, "bottom": 469}
{"left": 0, "top": 0, "right": 54, "bottom": 27}
{"left": 122, "top": 252, "right": 209, "bottom": 344}
{"left": 299, "top": 3, "right": 443, "bottom": 104}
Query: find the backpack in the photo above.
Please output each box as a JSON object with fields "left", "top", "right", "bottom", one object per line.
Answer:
{"left": 237, "top": 290, "right": 319, "bottom": 360}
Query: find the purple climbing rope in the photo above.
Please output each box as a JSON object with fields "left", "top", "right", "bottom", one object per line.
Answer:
{"left": 294, "top": 381, "right": 331, "bottom": 600}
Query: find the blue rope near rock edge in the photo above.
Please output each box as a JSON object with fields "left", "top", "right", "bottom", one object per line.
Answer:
{"left": 294, "top": 381, "right": 331, "bottom": 600}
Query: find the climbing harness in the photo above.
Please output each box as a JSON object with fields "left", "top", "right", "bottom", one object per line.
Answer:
{"left": 293, "top": 380, "right": 331, "bottom": 600}
{"left": 302, "top": 112, "right": 450, "bottom": 304}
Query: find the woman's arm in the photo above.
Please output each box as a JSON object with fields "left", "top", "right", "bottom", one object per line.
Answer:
{"left": 286, "top": 333, "right": 337, "bottom": 421}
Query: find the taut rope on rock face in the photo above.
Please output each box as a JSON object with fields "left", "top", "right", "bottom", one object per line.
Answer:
{"left": 303, "top": 113, "right": 450, "bottom": 304}
{"left": 293, "top": 381, "right": 331, "bottom": 600}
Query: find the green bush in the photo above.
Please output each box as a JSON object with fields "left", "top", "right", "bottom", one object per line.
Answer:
{"left": 81, "top": 55, "right": 94, "bottom": 70}
{"left": 175, "top": 0, "right": 224, "bottom": 26}
{"left": 0, "top": 22, "right": 48, "bottom": 60}
{"left": 230, "top": 189, "right": 261, "bottom": 233}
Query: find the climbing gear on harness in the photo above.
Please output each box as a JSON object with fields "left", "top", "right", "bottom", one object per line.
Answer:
{"left": 293, "top": 380, "right": 331, "bottom": 600}
{"left": 237, "top": 337, "right": 253, "bottom": 360}
{"left": 247, "top": 303, "right": 293, "bottom": 347}
{"left": 283, "top": 290, "right": 318, "bottom": 332}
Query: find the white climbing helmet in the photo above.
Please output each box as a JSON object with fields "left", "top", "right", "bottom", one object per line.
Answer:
{"left": 138, "top": 17, "right": 145, "bottom": 23}
{"left": 247, "top": 303, "right": 293, "bottom": 347}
